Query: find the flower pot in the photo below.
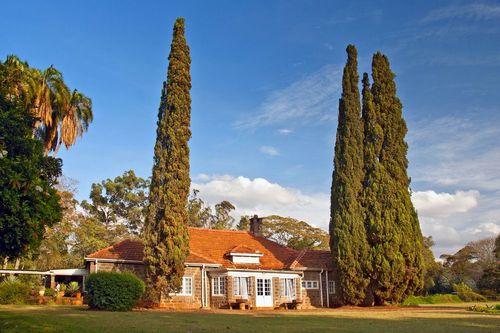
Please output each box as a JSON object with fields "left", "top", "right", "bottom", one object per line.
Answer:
{"left": 75, "top": 291, "right": 81, "bottom": 299}
{"left": 39, "top": 289, "right": 45, "bottom": 297}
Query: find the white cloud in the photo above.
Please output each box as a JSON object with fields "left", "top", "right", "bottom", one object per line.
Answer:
{"left": 412, "top": 190, "right": 479, "bottom": 218}
{"left": 192, "top": 174, "right": 499, "bottom": 257}
{"left": 191, "top": 175, "right": 330, "bottom": 229}
{"left": 421, "top": 3, "right": 500, "bottom": 23}
{"left": 278, "top": 128, "right": 293, "bottom": 135}
{"left": 259, "top": 146, "right": 280, "bottom": 156}
{"left": 235, "top": 65, "right": 341, "bottom": 128}
{"left": 409, "top": 115, "right": 500, "bottom": 191}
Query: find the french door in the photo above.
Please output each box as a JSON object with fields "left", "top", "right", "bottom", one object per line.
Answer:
{"left": 256, "top": 278, "right": 273, "bottom": 307}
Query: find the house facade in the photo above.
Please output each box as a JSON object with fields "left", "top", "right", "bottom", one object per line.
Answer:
{"left": 85, "top": 217, "right": 339, "bottom": 309}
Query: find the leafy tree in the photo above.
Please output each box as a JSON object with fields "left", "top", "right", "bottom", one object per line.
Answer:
{"left": 440, "top": 236, "right": 496, "bottom": 288}
{"left": 263, "top": 215, "right": 329, "bottom": 250}
{"left": 0, "top": 55, "right": 93, "bottom": 155}
{"left": 362, "top": 52, "right": 424, "bottom": 305}
{"left": 236, "top": 216, "right": 250, "bottom": 231}
{"left": 329, "top": 45, "right": 369, "bottom": 305}
{"left": 420, "top": 236, "right": 442, "bottom": 294}
{"left": 0, "top": 61, "right": 62, "bottom": 260}
{"left": 144, "top": 18, "right": 192, "bottom": 301}
{"left": 210, "top": 201, "right": 236, "bottom": 230}
{"left": 81, "top": 170, "right": 150, "bottom": 235}
{"left": 187, "top": 189, "right": 212, "bottom": 228}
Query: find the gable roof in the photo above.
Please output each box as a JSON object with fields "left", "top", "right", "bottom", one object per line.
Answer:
{"left": 86, "top": 227, "right": 332, "bottom": 271}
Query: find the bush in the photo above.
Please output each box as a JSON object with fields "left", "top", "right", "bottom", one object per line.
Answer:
{"left": 0, "top": 278, "right": 30, "bottom": 304}
{"left": 86, "top": 271, "right": 145, "bottom": 311}
{"left": 44, "top": 288, "right": 55, "bottom": 297}
{"left": 469, "top": 304, "right": 500, "bottom": 314}
{"left": 66, "top": 281, "right": 80, "bottom": 296}
{"left": 453, "top": 283, "right": 487, "bottom": 302}
{"left": 402, "top": 294, "right": 461, "bottom": 306}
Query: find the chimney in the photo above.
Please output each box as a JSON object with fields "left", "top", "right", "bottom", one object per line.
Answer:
{"left": 250, "top": 215, "right": 263, "bottom": 237}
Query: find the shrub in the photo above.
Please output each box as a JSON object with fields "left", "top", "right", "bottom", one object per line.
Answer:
{"left": 402, "top": 294, "right": 461, "bottom": 306}
{"left": 44, "top": 288, "right": 55, "bottom": 297}
{"left": 86, "top": 271, "right": 145, "bottom": 311}
{"left": 469, "top": 304, "right": 500, "bottom": 314}
{"left": 453, "top": 283, "right": 487, "bottom": 302}
{"left": 67, "top": 281, "right": 80, "bottom": 296}
{"left": 0, "top": 278, "right": 30, "bottom": 304}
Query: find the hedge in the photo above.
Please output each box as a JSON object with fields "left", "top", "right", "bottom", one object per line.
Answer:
{"left": 86, "top": 271, "right": 145, "bottom": 311}
{"left": 0, "top": 279, "right": 30, "bottom": 304}
{"left": 402, "top": 294, "right": 461, "bottom": 305}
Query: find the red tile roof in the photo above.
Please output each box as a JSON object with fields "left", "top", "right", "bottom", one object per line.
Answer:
{"left": 86, "top": 228, "right": 332, "bottom": 271}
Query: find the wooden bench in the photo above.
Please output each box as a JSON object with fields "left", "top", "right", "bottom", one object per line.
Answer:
{"left": 230, "top": 298, "right": 249, "bottom": 310}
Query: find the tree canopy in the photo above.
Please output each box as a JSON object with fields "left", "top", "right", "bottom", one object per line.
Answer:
{"left": 144, "top": 18, "right": 192, "bottom": 301}
{"left": 0, "top": 61, "right": 62, "bottom": 259}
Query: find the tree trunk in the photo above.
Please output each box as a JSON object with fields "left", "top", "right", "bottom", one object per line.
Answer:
{"left": 2, "top": 257, "right": 8, "bottom": 269}
{"left": 14, "top": 258, "right": 20, "bottom": 270}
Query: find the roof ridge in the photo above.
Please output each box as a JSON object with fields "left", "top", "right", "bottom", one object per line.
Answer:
{"left": 188, "top": 250, "right": 218, "bottom": 264}
{"left": 288, "top": 249, "right": 308, "bottom": 269}
{"left": 86, "top": 238, "right": 131, "bottom": 258}
{"left": 188, "top": 227, "right": 250, "bottom": 234}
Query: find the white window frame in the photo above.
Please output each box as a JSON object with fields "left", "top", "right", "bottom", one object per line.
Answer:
{"left": 212, "top": 276, "right": 226, "bottom": 296}
{"left": 280, "top": 278, "right": 296, "bottom": 298}
{"left": 177, "top": 276, "right": 193, "bottom": 296}
{"left": 233, "top": 277, "right": 251, "bottom": 297}
{"left": 328, "top": 280, "right": 335, "bottom": 294}
{"left": 301, "top": 280, "right": 319, "bottom": 289}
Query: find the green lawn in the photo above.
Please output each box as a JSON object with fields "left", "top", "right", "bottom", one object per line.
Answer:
{"left": 0, "top": 304, "right": 499, "bottom": 333}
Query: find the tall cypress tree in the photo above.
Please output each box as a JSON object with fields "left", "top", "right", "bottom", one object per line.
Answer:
{"left": 329, "top": 45, "right": 369, "bottom": 305}
{"left": 365, "top": 53, "right": 424, "bottom": 304}
{"left": 144, "top": 18, "right": 192, "bottom": 302}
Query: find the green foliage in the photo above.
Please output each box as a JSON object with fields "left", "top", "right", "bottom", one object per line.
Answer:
{"left": 81, "top": 170, "right": 150, "bottom": 235}
{"left": 329, "top": 45, "right": 370, "bottom": 305}
{"left": 86, "top": 271, "right": 145, "bottom": 311}
{"left": 66, "top": 281, "right": 80, "bottom": 296}
{"left": 44, "top": 288, "right": 55, "bottom": 297}
{"left": 402, "top": 294, "right": 461, "bottom": 306}
{"left": 468, "top": 304, "right": 500, "bottom": 314}
{"left": 0, "top": 55, "right": 93, "bottom": 155}
{"left": 260, "top": 215, "right": 329, "bottom": 250}
{"left": 0, "top": 61, "right": 62, "bottom": 259}
{"left": 0, "top": 278, "right": 30, "bottom": 304}
{"left": 144, "top": 17, "right": 192, "bottom": 301}
{"left": 362, "top": 52, "right": 424, "bottom": 305}
{"left": 453, "top": 283, "right": 487, "bottom": 302}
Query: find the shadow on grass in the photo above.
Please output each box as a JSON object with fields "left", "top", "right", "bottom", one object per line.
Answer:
{"left": 0, "top": 305, "right": 499, "bottom": 333}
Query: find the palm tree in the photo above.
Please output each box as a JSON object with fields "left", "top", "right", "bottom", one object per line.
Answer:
{"left": 1, "top": 55, "right": 93, "bottom": 155}
{"left": 51, "top": 89, "right": 93, "bottom": 156}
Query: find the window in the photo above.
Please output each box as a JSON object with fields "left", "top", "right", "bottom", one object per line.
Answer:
{"left": 280, "top": 278, "right": 296, "bottom": 299}
{"left": 179, "top": 277, "right": 192, "bottom": 295}
{"left": 212, "top": 276, "right": 226, "bottom": 296}
{"left": 328, "top": 280, "right": 335, "bottom": 294}
{"left": 233, "top": 277, "right": 251, "bottom": 297}
{"left": 301, "top": 280, "right": 319, "bottom": 289}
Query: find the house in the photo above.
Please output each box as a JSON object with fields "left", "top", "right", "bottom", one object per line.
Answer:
{"left": 84, "top": 216, "right": 339, "bottom": 309}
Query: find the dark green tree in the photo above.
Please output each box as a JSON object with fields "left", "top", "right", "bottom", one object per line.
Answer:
{"left": 81, "top": 170, "right": 150, "bottom": 235}
{"left": 0, "top": 62, "right": 62, "bottom": 260}
{"left": 329, "top": 45, "right": 370, "bottom": 305}
{"left": 143, "top": 18, "right": 192, "bottom": 301}
{"left": 364, "top": 53, "right": 424, "bottom": 304}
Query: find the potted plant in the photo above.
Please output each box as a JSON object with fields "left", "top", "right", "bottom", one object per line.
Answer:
{"left": 57, "top": 283, "right": 67, "bottom": 298}
{"left": 38, "top": 286, "right": 45, "bottom": 297}
{"left": 67, "top": 281, "right": 81, "bottom": 298}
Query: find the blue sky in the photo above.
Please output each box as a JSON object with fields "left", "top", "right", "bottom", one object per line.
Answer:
{"left": 1, "top": 0, "right": 499, "bottom": 256}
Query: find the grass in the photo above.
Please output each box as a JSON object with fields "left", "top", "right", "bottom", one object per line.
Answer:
{"left": 0, "top": 303, "right": 499, "bottom": 333}
{"left": 402, "top": 294, "right": 462, "bottom": 305}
